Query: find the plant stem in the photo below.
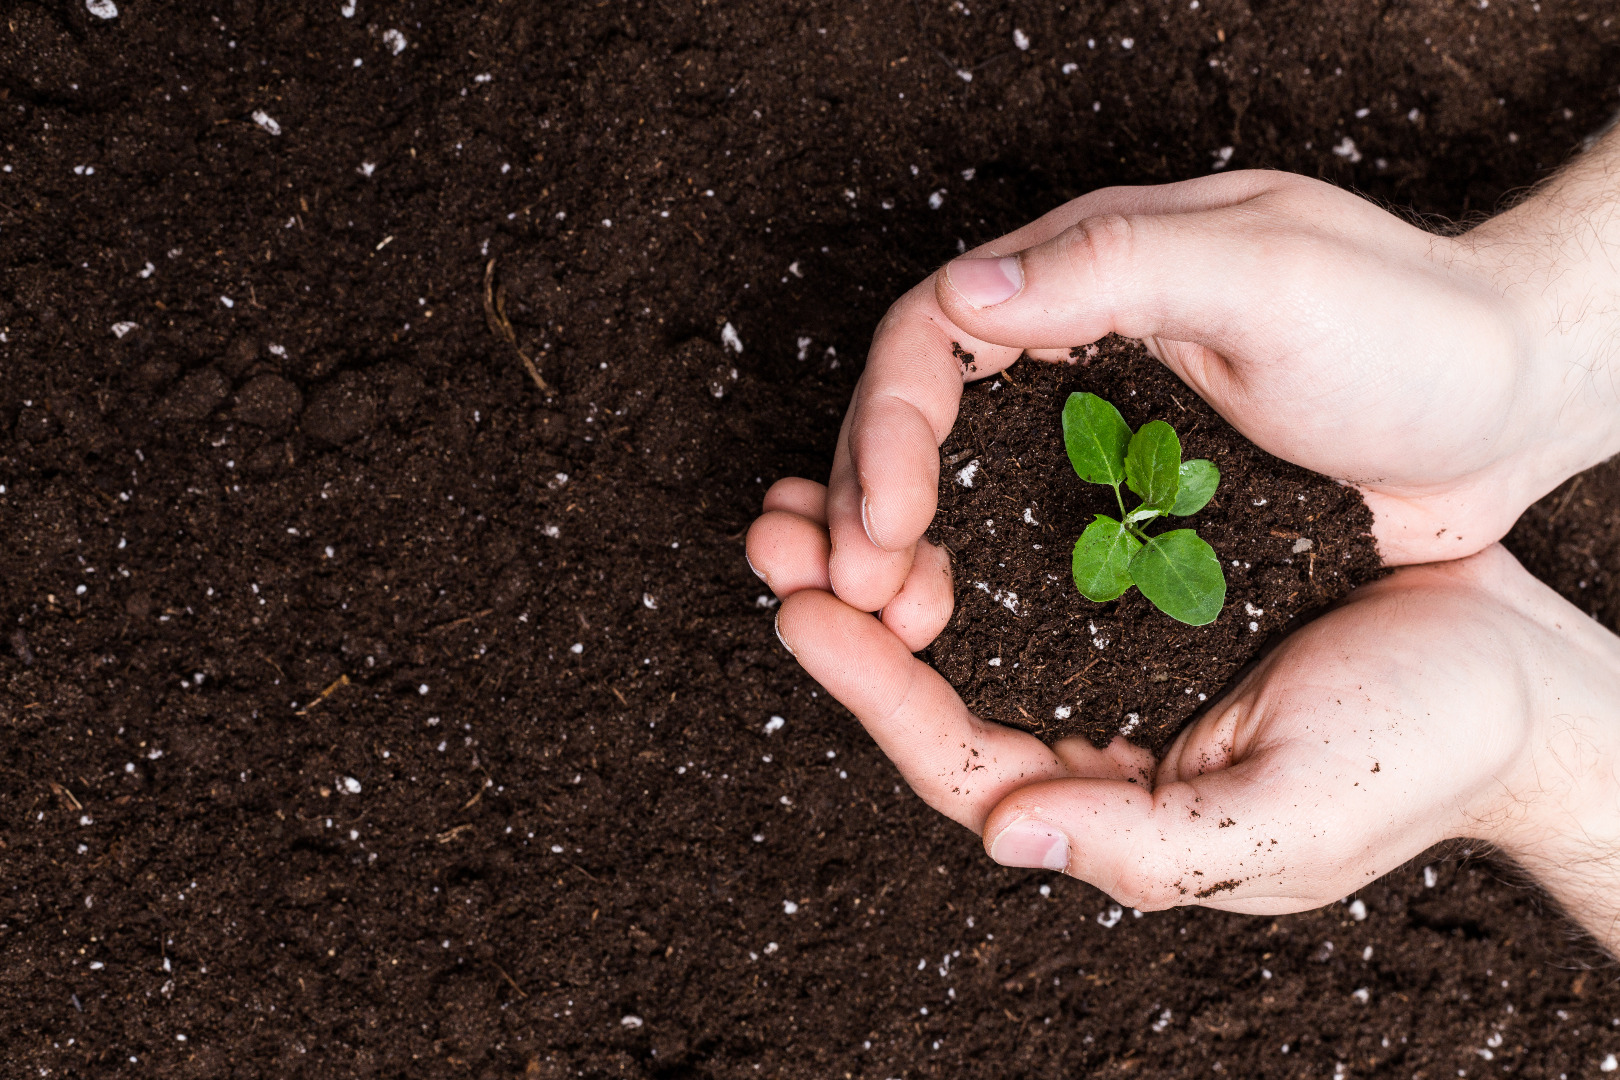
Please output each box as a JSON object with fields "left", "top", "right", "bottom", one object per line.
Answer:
{"left": 1115, "top": 484, "right": 1151, "bottom": 543}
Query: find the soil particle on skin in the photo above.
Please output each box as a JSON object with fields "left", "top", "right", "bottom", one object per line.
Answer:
{"left": 927, "top": 341, "right": 1382, "bottom": 750}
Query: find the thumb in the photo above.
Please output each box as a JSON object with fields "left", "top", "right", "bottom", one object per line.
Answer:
{"left": 934, "top": 206, "right": 1267, "bottom": 355}
{"left": 982, "top": 740, "right": 1451, "bottom": 916}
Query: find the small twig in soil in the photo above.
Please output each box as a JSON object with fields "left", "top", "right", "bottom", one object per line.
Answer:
{"left": 568, "top": 862, "right": 601, "bottom": 883}
{"left": 436, "top": 823, "right": 475, "bottom": 844}
{"left": 491, "top": 962, "right": 528, "bottom": 999}
{"left": 48, "top": 782, "right": 83, "bottom": 812}
{"left": 294, "top": 673, "right": 350, "bottom": 716}
{"left": 429, "top": 608, "right": 494, "bottom": 633}
{"left": 1064, "top": 658, "right": 1102, "bottom": 685}
{"left": 483, "top": 258, "right": 553, "bottom": 394}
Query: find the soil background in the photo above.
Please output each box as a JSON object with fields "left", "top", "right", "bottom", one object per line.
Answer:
{"left": 927, "top": 341, "right": 1383, "bottom": 749}
{"left": 3, "top": 1, "right": 1620, "bottom": 1078}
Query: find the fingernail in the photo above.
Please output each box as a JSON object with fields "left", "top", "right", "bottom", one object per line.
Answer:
{"left": 945, "top": 255, "right": 1023, "bottom": 308}
{"left": 745, "top": 551, "right": 767, "bottom": 583}
{"left": 989, "top": 818, "right": 1070, "bottom": 872}
{"left": 861, "top": 494, "right": 880, "bottom": 547}
{"left": 774, "top": 611, "right": 797, "bottom": 658}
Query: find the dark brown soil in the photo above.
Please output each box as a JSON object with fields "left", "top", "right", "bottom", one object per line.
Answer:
{"left": 4, "top": 2, "right": 1620, "bottom": 1077}
{"left": 927, "top": 340, "right": 1382, "bottom": 750}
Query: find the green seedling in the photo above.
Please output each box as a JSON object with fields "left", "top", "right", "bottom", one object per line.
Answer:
{"left": 1063, "top": 392, "right": 1226, "bottom": 625}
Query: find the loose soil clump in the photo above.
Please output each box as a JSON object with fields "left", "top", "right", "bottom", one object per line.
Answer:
{"left": 928, "top": 339, "right": 1382, "bottom": 749}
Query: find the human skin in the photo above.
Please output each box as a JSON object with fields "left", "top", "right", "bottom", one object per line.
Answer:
{"left": 748, "top": 121, "right": 1620, "bottom": 947}
{"left": 821, "top": 123, "right": 1620, "bottom": 613}
{"left": 748, "top": 484, "right": 1620, "bottom": 951}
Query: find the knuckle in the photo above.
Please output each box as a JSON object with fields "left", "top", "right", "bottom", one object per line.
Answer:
{"left": 1063, "top": 213, "right": 1139, "bottom": 284}
{"left": 1105, "top": 852, "right": 1182, "bottom": 911}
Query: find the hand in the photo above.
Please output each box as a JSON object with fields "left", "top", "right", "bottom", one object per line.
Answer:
{"left": 827, "top": 133, "right": 1620, "bottom": 613}
{"left": 752, "top": 487, "right": 1620, "bottom": 949}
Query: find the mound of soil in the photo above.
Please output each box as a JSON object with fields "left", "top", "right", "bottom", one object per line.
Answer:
{"left": 927, "top": 340, "right": 1382, "bottom": 750}
{"left": 4, "top": 2, "right": 1620, "bottom": 1078}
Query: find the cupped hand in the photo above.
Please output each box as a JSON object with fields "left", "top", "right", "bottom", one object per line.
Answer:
{"left": 828, "top": 168, "right": 1620, "bottom": 614}
{"left": 751, "top": 487, "right": 1620, "bottom": 943}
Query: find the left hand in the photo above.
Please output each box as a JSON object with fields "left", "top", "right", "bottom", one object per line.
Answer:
{"left": 749, "top": 480, "right": 1620, "bottom": 927}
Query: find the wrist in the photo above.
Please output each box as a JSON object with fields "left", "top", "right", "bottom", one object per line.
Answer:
{"left": 1474, "top": 571, "right": 1620, "bottom": 951}
{"left": 1461, "top": 126, "right": 1620, "bottom": 487}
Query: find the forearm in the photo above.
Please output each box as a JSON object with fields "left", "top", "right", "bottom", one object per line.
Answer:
{"left": 1483, "top": 586, "right": 1620, "bottom": 956}
{"left": 1456, "top": 118, "right": 1620, "bottom": 500}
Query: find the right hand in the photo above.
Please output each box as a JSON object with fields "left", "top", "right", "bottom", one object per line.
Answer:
{"left": 825, "top": 162, "right": 1620, "bottom": 613}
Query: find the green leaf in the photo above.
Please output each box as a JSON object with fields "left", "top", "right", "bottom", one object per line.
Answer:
{"left": 1072, "top": 515, "right": 1143, "bottom": 603}
{"left": 1062, "top": 392, "right": 1132, "bottom": 486}
{"left": 1128, "top": 529, "right": 1226, "bottom": 625}
{"left": 1170, "top": 459, "right": 1220, "bottom": 516}
{"left": 1124, "top": 420, "right": 1182, "bottom": 511}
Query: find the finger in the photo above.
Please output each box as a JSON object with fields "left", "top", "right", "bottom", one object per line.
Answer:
{"left": 880, "top": 537, "right": 954, "bottom": 652}
{"left": 826, "top": 418, "right": 916, "bottom": 611}
{"left": 746, "top": 510, "right": 831, "bottom": 598}
{"left": 983, "top": 629, "right": 1458, "bottom": 915}
{"left": 1053, "top": 734, "right": 1157, "bottom": 785}
{"left": 775, "top": 588, "right": 1068, "bottom": 831}
{"left": 836, "top": 173, "right": 1281, "bottom": 577}
{"left": 937, "top": 206, "right": 1271, "bottom": 354}
{"left": 762, "top": 477, "right": 828, "bottom": 524}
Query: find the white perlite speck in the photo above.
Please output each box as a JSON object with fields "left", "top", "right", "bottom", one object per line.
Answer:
{"left": 972, "top": 581, "right": 1019, "bottom": 613}
{"left": 1211, "top": 146, "right": 1234, "bottom": 170}
{"left": 763, "top": 716, "right": 785, "bottom": 735}
{"left": 111, "top": 322, "right": 138, "bottom": 338}
{"left": 251, "top": 110, "right": 282, "bottom": 136}
{"left": 1332, "top": 136, "right": 1362, "bottom": 163}
{"left": 1022, "top": 507, "right": 1039, "bottom": 525}
{"left": 338, "top": 776, "right": 361, "bottom": 795}
{"left": 1292, "top": 537, "right": 1314, "bottom": 553}
{"left": 358, "top": 162, "right": 376, "bottom": 177}
{"left": 1097, "top": 904, "right": 1123, "bottom": 928}
{"left": 1348, "top": 898, "right": 1367, "bottom": 921}
{"left": 620, "top": 1015, "right": 643, "bottom": 1029}
{"left": 928, "top": 189, "right": 946, "bottom": 210}
{"left": 383, "top": 28, "right": 407, "bottom": 54}
{"left": 1351, "top": 988, "right": 1370, "bottom": 1005}
{"left": 955, "top": 460, "right": 980, "bottom": 487}
{"left": 642, "top": 593, "right": 657, "bottom": 610}
{"left": 720, "top": 321, "right": 744, "bottom": 353}
{"left": 1602, "top": 1054, "right": 1618, "bottom": 1073}
{"left": 1423, "top": 864, "right": 1438, "bottom": 888}
{"left": 86, "top": 0, "right": 118, "bottom": 19}
{"left": 1119, "top": 713, "right": 1142, "bottom": 736}
{"left": 341, "top": 0, "right": 357, "bottom": 16}
{"left": 1053, "top": 705, "right": 1072, "bottom": 720}
{"left": 1012, "top": 28, "right": 1030, "bottom": 50}
{"left": 782, "top": 900, "right": 799, "bottom": 915}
